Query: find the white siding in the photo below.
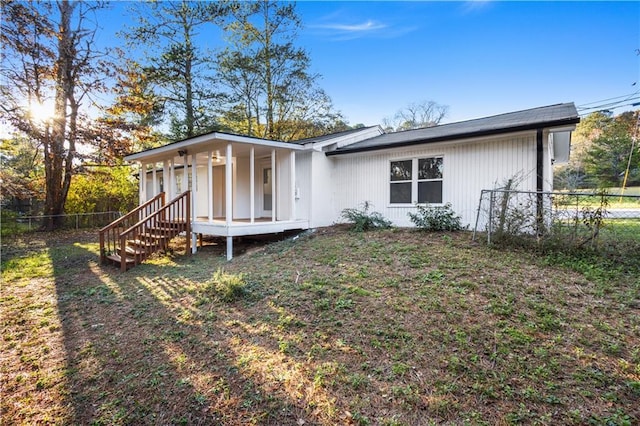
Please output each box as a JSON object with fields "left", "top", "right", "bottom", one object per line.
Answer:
{"left": 329, "top": 132, "right": 540, "bottom": 228}
{"left": 309, "top": 150, "right": 338, "bottom": 227}
{"left": 295, "top": 151, "right": 312, "bottom": 222}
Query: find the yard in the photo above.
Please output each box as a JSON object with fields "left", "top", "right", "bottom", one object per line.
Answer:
{"left": 1, "top": 227, "right": 639, "bottom": 425}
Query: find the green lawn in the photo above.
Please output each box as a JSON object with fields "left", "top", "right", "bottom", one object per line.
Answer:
{"left": 1, "top": 228, "right": 639, "bottom": 425}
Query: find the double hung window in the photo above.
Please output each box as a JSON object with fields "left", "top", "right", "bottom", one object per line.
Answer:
{"left": 390, "top": 157, "right": 443, "bottom": 204}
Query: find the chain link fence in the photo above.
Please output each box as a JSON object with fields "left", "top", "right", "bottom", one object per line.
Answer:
{"left": 473, "top": 190, "right": 640, "bottom": 252}
{"left": 1, "top": 211, "right": 122, "bottom": 236}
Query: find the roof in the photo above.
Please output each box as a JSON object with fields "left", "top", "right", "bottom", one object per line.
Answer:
{"left": 293, "top": 126, "right": 380, "bottom": 145}
{"left": 124, "top": 131, "right": 303, "bottom": 163}
{"left": 326, "top": 103, "right": 580, "bottom": 156}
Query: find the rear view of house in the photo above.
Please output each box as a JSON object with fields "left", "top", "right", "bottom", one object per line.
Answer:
{"left": 108, "top": 102, "right": 578, "bottom": 265}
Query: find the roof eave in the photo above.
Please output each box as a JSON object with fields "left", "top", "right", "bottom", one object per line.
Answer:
{"left": 325, "top": 117, "right": 580, "bottom": 157}
{"left": 124, "top": 132, "right": 303, "bottom": 162}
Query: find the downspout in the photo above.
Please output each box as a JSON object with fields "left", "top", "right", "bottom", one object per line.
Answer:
{"left": 536, "top": 129, "right": 544, "bottom": 235}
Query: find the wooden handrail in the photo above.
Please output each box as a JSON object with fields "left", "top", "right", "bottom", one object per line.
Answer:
{"left": 117, "top": 191, "right": 191, "bottom": 271}
{"left": 99, "top": 192, "right": 165, "bottom": 265}
{"left": 119, "top": 191, "right": 190, "bottom": 237}
{"left": 99, "top": 192, "right": 165, "bottom": 233}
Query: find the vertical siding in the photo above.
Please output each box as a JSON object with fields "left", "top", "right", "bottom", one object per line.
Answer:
{"left": 329, "top": 132, "right": 539, "bottom": 228}
{"left": 295, "top": 152, "right": 312, "bottom": 222}
{"left": 310, "top": 150, "right": 338, "bottom": 227}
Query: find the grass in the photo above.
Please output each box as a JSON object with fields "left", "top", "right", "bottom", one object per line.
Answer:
{"left": 1, "top": 227, "right": 639, "bottom": 425}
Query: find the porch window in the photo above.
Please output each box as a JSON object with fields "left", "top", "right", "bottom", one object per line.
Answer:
{"left": 390, "top": 157, "right": 443, "bottom": 204}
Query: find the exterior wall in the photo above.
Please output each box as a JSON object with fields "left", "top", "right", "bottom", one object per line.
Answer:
{"left": 328, "top": 132, "right": 541, "bottom": 228}
{"left": 309, "top": 150, "right": 338, "bottom": 227}
{"left": 295, "top": 151, "right": 312, "bottom": 222}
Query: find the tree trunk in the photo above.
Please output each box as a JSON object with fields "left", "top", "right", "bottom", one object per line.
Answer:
{"left": 43, "top": 0, "right": 75, "bottom": 230}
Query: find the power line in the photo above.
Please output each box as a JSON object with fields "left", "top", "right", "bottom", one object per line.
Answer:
{"left": 577, "top": 90, "right": 640, "bottom": 108}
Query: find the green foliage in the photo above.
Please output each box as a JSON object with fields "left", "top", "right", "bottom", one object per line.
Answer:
{"left": 583, "top": 111, "right": 640, "bottom": 187}
{"left": 205, "top": 268, "right": 247, "bottom": 302}
{"left": 407, "top": 203, "right": 465, "bottom": 231}
{"left": 340, "top": 202, "right": 392, "bottom": 232}
{"left": 65, "top": 166, "right": 138, "bottom": 214}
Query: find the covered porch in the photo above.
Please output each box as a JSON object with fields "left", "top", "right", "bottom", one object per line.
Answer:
{"left": 124, "top": 133, "right": 309, "bottom": 260}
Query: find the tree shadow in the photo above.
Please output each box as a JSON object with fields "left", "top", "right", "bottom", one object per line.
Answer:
{"left": 48, "top": 235, "right": 311, "bottom": 425}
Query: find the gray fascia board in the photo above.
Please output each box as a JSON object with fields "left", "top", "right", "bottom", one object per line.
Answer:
{"left": 325, "top": 117, "right": 580, "bottom": 157}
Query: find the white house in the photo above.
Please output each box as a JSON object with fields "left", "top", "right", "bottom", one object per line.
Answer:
{"left": 122, "top": 103, "right": 579, "bottom": 260}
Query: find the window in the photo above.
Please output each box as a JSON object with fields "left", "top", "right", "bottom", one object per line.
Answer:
{"left": 390, "top": 157, "right": 443, "bottom": 204}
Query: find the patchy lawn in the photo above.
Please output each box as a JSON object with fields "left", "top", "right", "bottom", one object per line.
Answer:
{"left": 1, "top": 228, "right": 639, "bottom": 425}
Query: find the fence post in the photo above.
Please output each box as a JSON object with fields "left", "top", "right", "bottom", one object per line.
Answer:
{"left": 488, "top": 190, "right": 495, "bottom": 245}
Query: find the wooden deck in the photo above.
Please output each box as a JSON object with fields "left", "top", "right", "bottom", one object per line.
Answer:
{"left": 191, "top": 217, "right": 309, "bottom": 237}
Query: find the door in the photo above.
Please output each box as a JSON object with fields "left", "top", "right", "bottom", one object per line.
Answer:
{"left": 262, "top": 166, "right": 272, "bottom": 217}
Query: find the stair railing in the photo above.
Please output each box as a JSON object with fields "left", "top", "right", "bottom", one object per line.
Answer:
{"left": 99, "top": 193, "right": 165, "bottom": 264}
{"left": 117, "top": 191, "right": 191, "bottom": 271}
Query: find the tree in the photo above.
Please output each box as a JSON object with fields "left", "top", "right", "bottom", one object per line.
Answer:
{"left": 383, "top": 100, "right": 449, "bottom": 132}
{"left": 0, "top": 135, "right": 44, "bottom": 213}
{"left": 1, "top": 0, "right": 112, "bottom": 230}
{"left": 102, "top": 57, "right": 166, "bottom": 153}
{"left": 220, "top": 0, "right": 345, "bottom": 141}
{"left": 123, "top": 1, "right": 227, "bottom": 140}
{"left": 583, "top": 110, "right": 640, "bottom": 187}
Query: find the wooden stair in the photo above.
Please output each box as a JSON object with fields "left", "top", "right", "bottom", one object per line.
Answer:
{"left": 99, "top": 191, "right": 191, "bottom": 271}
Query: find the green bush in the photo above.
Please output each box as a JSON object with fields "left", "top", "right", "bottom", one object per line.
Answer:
{"left": 205, "top": 268, "right": 247, "bottom": 302}
{"left": 340, "top": 201, "right": 392, "bottom": 232}
{"left": 408, "top": 203, "right": 465, "bottom": 231}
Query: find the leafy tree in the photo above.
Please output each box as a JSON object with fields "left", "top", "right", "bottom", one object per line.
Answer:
{"left": 583, "top": 110, "right": 640, "bottom": 187}
{"left": 123, "top": 0, "right": 227, "bottom": 140}
{"left": 0, "top": 136, "right": 44, "bottom": 212}
{"left": 220, "top": 0, "right": 345, "bottom": 141}
{"left": 1, "top": 0, "right": 113, "bottom": 229}
{"left": 103, "top": 57, "right": 166, "bottom": 153}
{"left": 383, "top": 100, "right": 449, "bottom": 132}
{"left": 65, "top": 165, "right": 138, "bottom": 215}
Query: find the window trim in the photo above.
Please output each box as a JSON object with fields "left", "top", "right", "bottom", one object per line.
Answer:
{"left": 389, "top": 156, "right": 444, "bottom": 206}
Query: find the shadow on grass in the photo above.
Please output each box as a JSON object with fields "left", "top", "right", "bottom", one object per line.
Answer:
{"left": 49, "top": 236, "right": 309, "bottom": 425}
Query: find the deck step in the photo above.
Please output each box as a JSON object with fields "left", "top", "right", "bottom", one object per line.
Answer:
{"left": 128, "top": 238, "right": 160, "bottom": 248}
{"left": 119, "top": 246, "right": 146, "bottom": 257}
{"left": 106, "top": 253, "right": 136, "bottom": 265}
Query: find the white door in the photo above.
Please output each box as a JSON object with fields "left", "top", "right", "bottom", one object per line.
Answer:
{"left": 262, "top": 166, "right": 272, "bottom": 217}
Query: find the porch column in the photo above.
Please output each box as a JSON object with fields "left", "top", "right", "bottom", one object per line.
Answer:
{"left": 191, "top": 152, "right": 197, "bottom": 253}
{"left": 271, "top": 149, "right": 276, "bottom": 222}
{"left": 139, "top": 162, "right": 146, "bottom": 203}
{"left": 207, "top": 150, "right": 213, "bottom": 222}
{"left": 169, "top": 159, "right": 176, "bottom": 199}
{"left": 163, "top": 160, "right": 169, "bottom": 197}
{"left": 152, "top": 164, "right": 158, "bottom": 197}
{"left": 183, "top": 152, "right": 188, "bottom": 193}
{"left": 225, "top": 143, "right": 233, "bottom": 261}
{"left": 290, "top": 150, "right": 296, "bottom": 220}
{"left": 250, "top": 146, "right": 255, "bottom": 223}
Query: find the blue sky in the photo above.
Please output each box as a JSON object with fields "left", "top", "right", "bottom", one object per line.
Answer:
{"left": 101, "top": 1, "right": 639, "bottom": 127}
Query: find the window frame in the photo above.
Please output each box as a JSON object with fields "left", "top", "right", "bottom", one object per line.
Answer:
{"left": 389, "top": 156, "right": 444, "bottom": 206}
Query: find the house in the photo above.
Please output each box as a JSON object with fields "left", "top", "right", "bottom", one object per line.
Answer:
{"left": 111, "top": 103, "right": 579, "bottom": 264}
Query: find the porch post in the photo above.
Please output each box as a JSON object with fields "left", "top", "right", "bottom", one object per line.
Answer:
{"left": 226, "top": 143, "right": 233, "bottom": 261}
{"left": 191, "top": 153, "right": 197, "bottom": 253}
{"left": 163, "top": 160, "right": 169, "bottom": 197}
{"left": 139, "top": 162, "right": 146, "bottom": 203}
{"left": 290, "top": 150, "right": 296, "bottom": 220}
{"left": 183, "top": 152, "right": 188, "bottom": 194}
{"left": 170, "top": 158, "right": 176, "bottom": 198}
{"left": 207, "top": 150, "right": 213, "bottom": 222}
{"left": 271, "top": 149, "right": 276, "bottom": 222}
{"left": 250, "top": 146, "right": 255, "bottom": 223}
{"left": 152, "top": 164, "right": 158, "bottom": 197}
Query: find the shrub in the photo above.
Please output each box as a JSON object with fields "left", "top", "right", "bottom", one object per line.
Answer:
{"left": 408, "top": 203, "right": 465, "bottom": 231}
{"left": 340, "top": 201, "right": 392, "bottom": 232}
{"left": 205, "top": 268, "right": 247, "bottom": 302}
